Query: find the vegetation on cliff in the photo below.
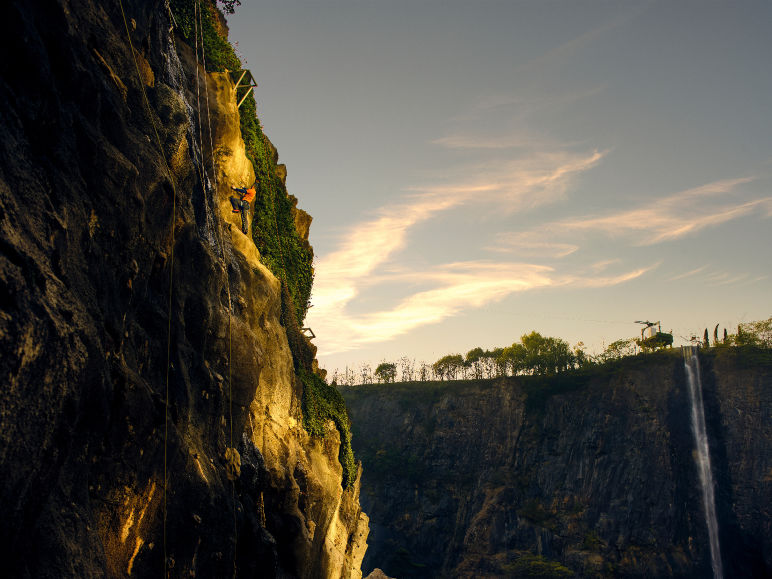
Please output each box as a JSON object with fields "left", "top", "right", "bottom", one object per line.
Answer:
{"left": 343, "top": 346, "right": 772, "bottom": 578}
{"left": 334, "top": 316, "right": 772, "bottom": 386}
{"left": 170, "top": 0, "right": 241, "bottom": 72}
{"left": 502, "top": 554, "right": 574, "bottom": 578}
{"left": 169, "top": 0, "right": 353, "bottom": 490}
{"left": 170, "top": 0, "right": 313, "bottom": 324}
{"left": 299, "top": 370, "right": 357, "bottom": 489}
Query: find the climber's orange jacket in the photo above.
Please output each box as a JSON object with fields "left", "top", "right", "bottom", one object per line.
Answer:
{"left": 242, "top": 187, "right": 256, "bottom": 203}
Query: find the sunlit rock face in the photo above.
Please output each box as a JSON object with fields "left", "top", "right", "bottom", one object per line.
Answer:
{"left": 0, "top": 0, "right": 367, "bottom": 576}
{"left": 343, "top": 353, "right": 772, "bottom": 578}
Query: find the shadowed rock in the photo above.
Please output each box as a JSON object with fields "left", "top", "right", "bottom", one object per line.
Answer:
{"left": 0, "top": 0, "right": 367, "bottom": 576}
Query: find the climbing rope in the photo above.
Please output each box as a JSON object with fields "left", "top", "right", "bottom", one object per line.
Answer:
{"left": 192, "top": 1, "right": 208, "bottom": 189}
{"left": 116, "top": 0, "right": 178, "bottom": 575}
{"left": 195, "top": 0, "right": 233, "bottom": 458}
{"left": 193, "top": 1, "right": 238, "bottom": 573}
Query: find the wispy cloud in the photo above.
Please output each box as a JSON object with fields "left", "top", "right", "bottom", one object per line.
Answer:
{"left": 408, "top": 150, "right": 607, "bottom": 211}
{"left": 667, "top": 266, "right": 766, "bottom": 288}
{"left": 667, "top": 265, "right": 708, "bottom": 281}
{"left": 311, "top": 185, "right": 493, "bottom": 312}
{"left": 311, "top": 158, "right": 768, "bottom": 357}
{"left": 309, "top": 141, "right": 611, "bottom": 356}
{"left": 516, "top": 3, "right": 649, "bottom": 77}
{"left": 432, "top": 133, "right": 544, "bottom": 150}
{"left": 492, "top": 177, "right": 769, "bottom": 255}
{"left": 456, "top": 85, "right": 608, "bottom": 123}
{"left": 702, "top": 270, "right": 770, "bottom": 288}
{"left": 738, "top": 275, "right": 770, "bottom": 287}
{"left": 706, "top": 272, "right": 750, "bottom": 286}
{"left": 589, "top": 259, "right": 622, "bottom": 273}
{"left": 570, "top": 264, "right": 658, "bottom": 288}
{"left": 488, "top": 235, "right": 579, "bottom": 258}
{"left": 314, "top": 148, "right": 606, "bottom": 307}
{"left": 553, "top": 177, "right": 768, "bottom": 244}
{"left": 309, "top": 54, "right": 768, "bottom": 359}
{"left": 311, "top": 260, "right": 651, "bottom": 356}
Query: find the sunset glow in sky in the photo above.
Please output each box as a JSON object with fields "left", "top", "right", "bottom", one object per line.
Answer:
{"left": 229, "top": 1, "right": 772, "bottom": 372}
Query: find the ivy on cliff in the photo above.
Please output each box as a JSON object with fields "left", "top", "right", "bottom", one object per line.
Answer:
{"left": 299, "top": 369, "right": 357, "bottom": 489}
{"left": 248, "top": 117, "right": 314, "bottom": 323}
{"left": 170, "top": 0, "right": 313, "bottom": 323}
{"left": 170, "top": 0, "right": 350, "bottom": 482}
{"left": 169, "top": 0, "right": 241, "bottom": 72}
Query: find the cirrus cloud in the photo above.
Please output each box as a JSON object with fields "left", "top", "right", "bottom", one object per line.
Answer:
{"left": 311, "top": 260, "right": 652, "bottom": 356}
{"left": 308, "top": 145, "right": 614, "bottom": 356}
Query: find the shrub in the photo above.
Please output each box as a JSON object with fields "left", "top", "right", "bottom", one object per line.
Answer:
{"left": 502, "top": 554, "right": 574, "bottom": 578}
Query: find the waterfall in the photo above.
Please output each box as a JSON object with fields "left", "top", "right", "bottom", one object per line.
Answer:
{"left": 682, "top": 346, "right": 724, "bottom": 579}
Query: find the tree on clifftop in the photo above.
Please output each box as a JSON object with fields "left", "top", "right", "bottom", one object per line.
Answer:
{"left": 375, "top": 362, "right": 397, "bottom": 383}
{"left": 520, "top": 331, "right": 575, "bottom": 375}
{"left": 433, "top": 354, "right": 464, "bottom": 380}
{"left": 596, "top": 338, "right": 637, "bottom": 363}
{"left": 465, "top": 347, "right": 485, "bottom": 380}
{"left": 736, "top": 316, "right": 772, "bottom": 347}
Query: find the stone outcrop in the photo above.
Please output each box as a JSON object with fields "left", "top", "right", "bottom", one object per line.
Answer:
{"left": 343, "top": 350, "right": 772, "bottom": 578}
{"left": 0, "top": 0, "right": 366, "bottom": 577}
{"left": 364, "top": 569, "right": 395, "bottom": 579}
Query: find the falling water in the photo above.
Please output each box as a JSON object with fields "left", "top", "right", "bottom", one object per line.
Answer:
{"left": 682, "top": 346, "right": 723, "bottom": 579}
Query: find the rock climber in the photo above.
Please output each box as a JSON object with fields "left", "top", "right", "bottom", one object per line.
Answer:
{"left": 230, "top": 181, "right": 257, "bottom": 235}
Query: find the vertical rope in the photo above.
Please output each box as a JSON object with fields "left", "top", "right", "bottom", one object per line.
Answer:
{"left": 197, "top": 0, "right": 232, "bottom": 456}
{"left": 116, "top": 1, "right": 178, "bottom": 576}
{"left": 195, "top": 2, "right": 238, "bottom": 573}
{"left": 193, "top": 0, "right": 206, "bottom": 187}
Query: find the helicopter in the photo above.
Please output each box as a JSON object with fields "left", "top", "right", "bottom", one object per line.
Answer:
{"left": 634, "top": 320, "right": 673, "bottom": 349}
{"left": 634, "top": 320, "right": 661, "bottom": 340}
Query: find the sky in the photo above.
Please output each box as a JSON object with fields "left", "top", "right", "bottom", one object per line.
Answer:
{"left": 227, "top": 1, "right": 772, "bottom": 373}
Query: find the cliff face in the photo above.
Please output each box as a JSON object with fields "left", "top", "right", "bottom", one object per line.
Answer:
{"left": 0, "top": 0, "right": 367, "bottom": 577}
{"left": 343, "top": 351, "right": 772, "bottom": 578}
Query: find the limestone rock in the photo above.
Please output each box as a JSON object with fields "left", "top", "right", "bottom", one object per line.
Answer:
{"left": 224, "top": 447, "right": 241, "bottom": 481}
{"left": 365, "top": 569, "right": 396, "bottom": 579}
{"left": 276, "top": 163, "right": 287, "bottom": 185}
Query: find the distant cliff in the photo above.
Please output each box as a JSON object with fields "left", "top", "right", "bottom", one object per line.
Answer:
{"left": 0, "top": 0, "right": 366, "bottom": 576}
{"left": 342, "top": 349, "right": 772, "bottom": 578}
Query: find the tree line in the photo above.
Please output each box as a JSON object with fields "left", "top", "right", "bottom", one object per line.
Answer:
{"left": 330, "top": 330, "right": 587, "bottom": 386}
{"left": 329, "top": 316, "right": 771, "bottom": 386}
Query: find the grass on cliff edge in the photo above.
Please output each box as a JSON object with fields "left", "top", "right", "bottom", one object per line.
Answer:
{"left": 300, "top": 370, "right": 357, "bottom": 489}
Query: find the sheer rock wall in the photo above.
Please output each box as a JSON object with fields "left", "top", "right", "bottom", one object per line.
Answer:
{"left": 0, "top": 0, "right": 367, "bottom": 577}
{"left": 344, "top": 353, "right": 771, "bottom": 578}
